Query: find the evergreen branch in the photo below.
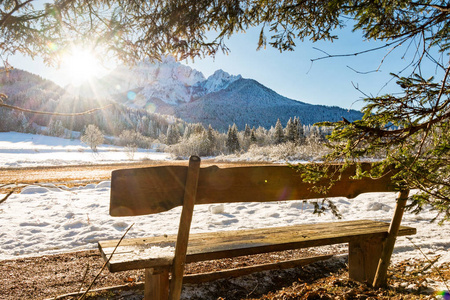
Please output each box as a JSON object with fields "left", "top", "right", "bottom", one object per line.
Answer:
{"left": 311, "top": 37, "right": 408, "bottom": 62}
{"left": 0, "top": 0, "right": 35, "bottom": 28}
{"left": 346, "top": 105, "right": 450, "bottom": 139}
{"left": 411, "top": 2, "right": 450, "bottom": 13}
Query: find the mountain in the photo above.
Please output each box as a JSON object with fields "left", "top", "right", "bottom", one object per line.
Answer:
{"left": 82, "top": 59, "right": 362, "bottom": 131}
{"left": 174, "top": 78, "right": 361, "bottom": 131}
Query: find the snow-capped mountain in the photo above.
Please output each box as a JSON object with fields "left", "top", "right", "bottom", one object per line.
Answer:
{"left": 111, "top": 61, "right": 243, "bottom": 107}
{"left": 75, "top": 56, "right": 243, "bottom": 108}
{"left": 101, "top": 56, "right": 205, "bottom": 105}
{"left": 193, "top": 70, "right": 242, "bottom": 97}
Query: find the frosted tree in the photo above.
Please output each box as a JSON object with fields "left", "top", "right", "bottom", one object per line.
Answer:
{"left": 226, "top": 124, "right": 240, "bottom": 153}
{"left": 206, "top": 125, "right": 217, "bottom": 155}
{"left": 183, "top": 126, "right": 192, "bottom": 140}
{"left": 250, "top": 129, "right": 257, "bottom": 144}
{"left": 48, "top": 119, "right": 65, "bottom": 137}
{"left": 273, "top": 119, "right": 284, "bottom": 145}
{"left": 166, "top": 124, "right": 181, "bottom": 145}
{"left": 294, "top": 117, "right": 305, "bottom": 145}
{"left": 81, "top": 124, "right": 104, "bottom": 152}
{"left": 285, "top": 118, "right": 296, "bottom": 143}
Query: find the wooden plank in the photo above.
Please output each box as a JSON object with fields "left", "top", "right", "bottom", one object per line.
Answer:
{"left": 372, "top": 189, "right": 410, "bottom": 288}
{"left": 168, "top": 156, "right": 201, "bottom": 300}
{"left": 99, "top": 220, "right": 416, "bottom": 272}
{"left": 348, "top": 237, "right": 384, "bottom": 283}
{"left": 196, "top": 163, "right": 396, "bottom": 204}
{"left": 110, "top": 165, "right": 187, "bottom": 216}
{"left": 110, "top": 163, "right": 398, "bottom": 216}
{"left": 182, "top": 254, "right": 334, "bottom": 284}
{"left": 144, "top": 269, "right": 169, "bottom": 300}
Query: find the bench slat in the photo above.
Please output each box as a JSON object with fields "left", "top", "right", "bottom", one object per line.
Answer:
{"left": 182, "top": 254, "right": 334, "bottom": 284}
{"left": 99, "top": 220, "right": 415, "bottom": 272}
{"left": 110, "top": 163, "right": 397, "bottom": 216}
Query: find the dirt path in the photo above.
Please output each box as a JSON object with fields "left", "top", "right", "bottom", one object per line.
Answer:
{"left": 0, "top": 161, "right": 184, "bottom": 186}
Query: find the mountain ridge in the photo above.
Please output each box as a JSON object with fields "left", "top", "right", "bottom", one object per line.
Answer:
{"left": 175, "top": 78, "right": 359, "bottom": 131}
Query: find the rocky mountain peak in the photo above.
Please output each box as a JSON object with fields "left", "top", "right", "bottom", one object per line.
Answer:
{"left": 200, "top": 69, "right": 242, "bottom": 94}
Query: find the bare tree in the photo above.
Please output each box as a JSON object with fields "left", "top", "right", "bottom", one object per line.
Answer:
{"left": 81, "top": 124, "right": 103, "bottom": 152}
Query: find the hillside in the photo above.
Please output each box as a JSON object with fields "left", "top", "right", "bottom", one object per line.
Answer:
{"left": 173, "top": 78, "right": 361, "bottom": 131}
{"left": 0, "top": 69, "right": 186, "bottom": 138}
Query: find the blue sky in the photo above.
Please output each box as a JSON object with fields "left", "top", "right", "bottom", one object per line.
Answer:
{"left": 9, "top": 24, "right": 420, "bottom": 111}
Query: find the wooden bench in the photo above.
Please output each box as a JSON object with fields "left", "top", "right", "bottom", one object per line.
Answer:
{"left": 98, "top": 156, "right": 416, "bottom": 300}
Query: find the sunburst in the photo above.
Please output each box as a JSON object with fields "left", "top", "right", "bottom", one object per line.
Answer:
{"left": 62, "top": 47, "right": 104, "bottom": 85}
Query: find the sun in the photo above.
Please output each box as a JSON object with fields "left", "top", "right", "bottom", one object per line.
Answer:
{"left": 62, "top": 47, "right": 104, "bottom": 85}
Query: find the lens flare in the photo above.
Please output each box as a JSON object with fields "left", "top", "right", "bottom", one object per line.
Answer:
{"left": 127, "top": 91, "right": 137, "bottom": 101}
{"left": 436, "top": 291, "right": 450, "bottom": 299}
{"left": 145, "top": 103, "right": 156, "bottom": 113}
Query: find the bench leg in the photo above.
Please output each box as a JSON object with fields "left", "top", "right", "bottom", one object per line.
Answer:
{"left": 145, "top": 268, "right": 169, "bottom": 300}
{"left": 348, "top": 237, "right": 384, "bottom": 284}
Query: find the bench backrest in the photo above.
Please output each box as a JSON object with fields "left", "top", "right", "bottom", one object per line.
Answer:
{"left": 110, "top": 156, "right": 397, "bottom": 217}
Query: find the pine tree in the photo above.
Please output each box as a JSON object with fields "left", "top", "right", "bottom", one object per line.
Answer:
{"left": 250, "top": 129, "right": 257, "bottom": 144}
{"left": 244, "top": 124, "right": 251, "bottom": 138}
{"left": 294, "top": 117, "right": 305, "bottom": 145}
{"left": 285, "top": 118, "right": 296, "bottom": 142}
{"left": 274, "top": 119, "right": 284, "bottom": 145}
{"left": 226, "top": 124, "right": 240, "bottom": 153}
{"left": 206, "top": 125, "right": 216, "bottom": 155}
{"left": 166, "top": 124, "right": 180, "bottom": 145}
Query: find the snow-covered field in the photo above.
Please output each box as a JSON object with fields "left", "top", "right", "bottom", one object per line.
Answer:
{"left": 1, "top": 132, "right": 450, "bottom": 290}
{"left": 0, "top": 132, "right": 170, "bottom": 168}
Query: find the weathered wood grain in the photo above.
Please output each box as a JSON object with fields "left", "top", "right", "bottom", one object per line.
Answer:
{"left": 145, "top": 269, "right": 169, "bottom": 300}
{"left": 182, "top": 254, "right": 334, "bottom": 284}
{"left": 110, "top": 163, "right": 398, "bottom": 217}
{"left": 169, "top": 156, "right": 201, "bottom": 300}
{"left": 373, "top": 189, "right": 410, "bottom": 287}
{"left": 348, "top": 237, "right": 384, "bottom": 283}
{"left": 99, "top": 220, "right": 416, "bottom": 273}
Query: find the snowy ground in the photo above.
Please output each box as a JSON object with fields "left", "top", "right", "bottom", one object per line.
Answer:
{"left": 2, "top": 184, "right": 448, "bottom": 264}
{"left": 1, "top": 132, "right": 450, "bottom": 291}
{"left": 0, "top": 132, "right": 170, "bottom": 168}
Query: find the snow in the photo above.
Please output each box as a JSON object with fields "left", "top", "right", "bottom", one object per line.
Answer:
{"left": 0, "top": 132, "right": 170, "bottom": 168}
{"left": 1, "top": 132, "right": 450, "bottom": 290}
{"left": 2, "top": 183, "right": 449, "bottom": 265}
{"left": 199, "top": 69, "right": 242, "bottom": 94}
{"left": 99, "top": 59, "right": 243, "bottom": 107}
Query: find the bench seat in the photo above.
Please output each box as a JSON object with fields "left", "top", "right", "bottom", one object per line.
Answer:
{"left": 99, "top": 219, "right": 416, "bottom": 274}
